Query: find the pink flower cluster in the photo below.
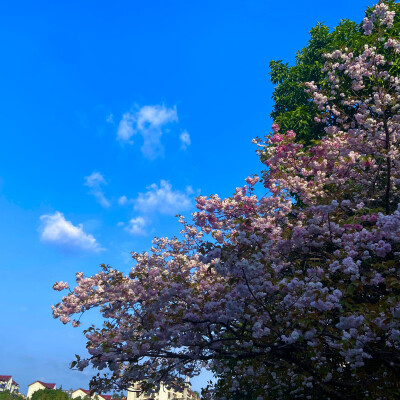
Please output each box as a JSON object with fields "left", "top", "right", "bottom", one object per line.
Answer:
{"left": 363, "top": 2, "right": 395, "bottom": 35}
{"left": 53, "top": 281, "right": 69, "bottom": 291}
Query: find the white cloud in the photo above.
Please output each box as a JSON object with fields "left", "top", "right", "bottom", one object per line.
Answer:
{"left": 136, "top": 105, "right": 178, "bottom": 129}
{"left": 85, "top": 171, "right": 106, "bottom": 187}
{"left": 106, "top": 113, "right": 114, "bottom": 123}
{"left": 117, "top": 104, "right": 178, "bottom": 159}
{"left": 118, "top": 195, "right": 134, "bottom": 206}
{"left": 84, "top": 171, "right": 110, "bottom": 208}
{"left": 39, "top": 212, "right": 103, "bottom": 253}
{"left": 134, "top": 180, "right": 191, "bottom": 215}
{"left": 118, "top": 181, "right": 194, "bottom": 237}
{"left": 180, "top": 130, "right": 191, "bottom": 150}
{"left": 117, "top": 112, "right": 135, "bottom": 142}
{"left": 125, "top": 216, "right": 147, "bottom": 236}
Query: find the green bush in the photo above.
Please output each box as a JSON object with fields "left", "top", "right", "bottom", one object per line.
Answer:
{"left": 0, "top": 391, "right": 24, "bottom": 400}
{"left": 31, "top": 389, "right": 68, "bottom": 400}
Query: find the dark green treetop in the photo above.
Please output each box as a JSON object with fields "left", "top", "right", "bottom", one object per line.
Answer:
{"left": 269, "top": 0, "right": 400, "bottom": 145}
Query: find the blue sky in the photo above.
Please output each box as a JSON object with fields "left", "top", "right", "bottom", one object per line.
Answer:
{"left": 0, "top": 0, "right": 374, "bottom": 395}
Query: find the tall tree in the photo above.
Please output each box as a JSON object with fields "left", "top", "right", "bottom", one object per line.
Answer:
{"left": 53, "top": 1, "right": 400, "bottom": 399}
{"left": 269, "top": 0, "right": 400, "bottom": 145}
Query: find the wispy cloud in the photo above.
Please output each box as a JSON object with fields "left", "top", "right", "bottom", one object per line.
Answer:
{"left": 117, "top": 112, "right": 135, "bottom": 142}
{"left": 39, "top": 212, "right": 103, "bottom": 253}
{"left": 106, "top": 113, "right": 114, "bottom": 123}
{"left": 125, "top": 216, "right": 147, "bottom": 236}
{"left": 117, "top": 104, "right": 179, "bottom": 159}
{"left": 118, "top": 181, "right": 193, "bottom": 236}
{"left": 118, "top": 195, "right": 134, "bottom": 206}
{"left": 180, "top": 130, "right": 191, "bottom": 150}
{"left": 134, "top": 180, "right": 191, "bottom": 215}
{"left": 84, "top": 171, "right": 110, "bottom": 208}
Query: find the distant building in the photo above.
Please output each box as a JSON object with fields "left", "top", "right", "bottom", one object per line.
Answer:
{"left": 96, "top": 395, "right": 113, "bottom": 400}
{"left": 27, "top": 381, "right": 57, "bottom": 399}
{"left": 127, "top": 382, "right": 200, "bottom": 400}
{"left": 70, "top": 389, "right": 115, "bottom": 400}
{"left": 0, "top": 376, "right": 20, "bottom": 394}
{"left": 71, "top": 389, "right": 91, "bottom": 399}
{"left": 63, "top": 389, "right": 74, "bottom": 398}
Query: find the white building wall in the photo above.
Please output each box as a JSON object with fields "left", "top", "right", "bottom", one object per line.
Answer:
{"left": 127, "top": 383, "right": 198, "bottom": 400}
{"left": 158, "top": 384, "right": 169, "bottom": 400}
{"left": 0, "top": 378, "right": 12, "bottom": 392}
{"left": 27, "top": 382, "right": 46, "bottom": 399}
{"left": 10, "top": 382, "right": 20, "bottom": 394}
{"left": 71, "top": 390, "right": 90, "bottom": 399}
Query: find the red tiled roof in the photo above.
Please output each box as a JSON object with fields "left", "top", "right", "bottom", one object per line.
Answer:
{"left": 98, "top": 395, "right": 112, "bottom": 400}
{"left": 12, "top": 380, "right": 19, "bottom": 386}
{"left": 0, "top": 376, "right": 12, "bottom": 382}
{"left": 29, "top": 381, "right": 56, "bottom": 390}
{"left": 39, "top": 382, "right": 56, "bottom": 390}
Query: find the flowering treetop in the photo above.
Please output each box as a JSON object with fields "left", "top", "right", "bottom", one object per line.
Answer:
{"left": 53, "top": 2, "right": 400, "bottom": 399}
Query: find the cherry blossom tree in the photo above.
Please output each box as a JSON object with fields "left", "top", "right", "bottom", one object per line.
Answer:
{"left": 53, "top": 2, "right": 400, "bottom": 399}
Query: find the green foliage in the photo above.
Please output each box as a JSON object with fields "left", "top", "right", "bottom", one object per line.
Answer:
{"left": 73, "top": 396, "right": 91, "bottom": 400}
{"left": 269, "top": 20, "right": 362, "bottom": 144}
{"left": 0, "top": 391, "right": 24, "bottom": 400}
{"left": 31, "top": 389, "right": 69, "bottom": 400}
{"left": 269, "top": 0, "right": 400, "bottom": 145}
